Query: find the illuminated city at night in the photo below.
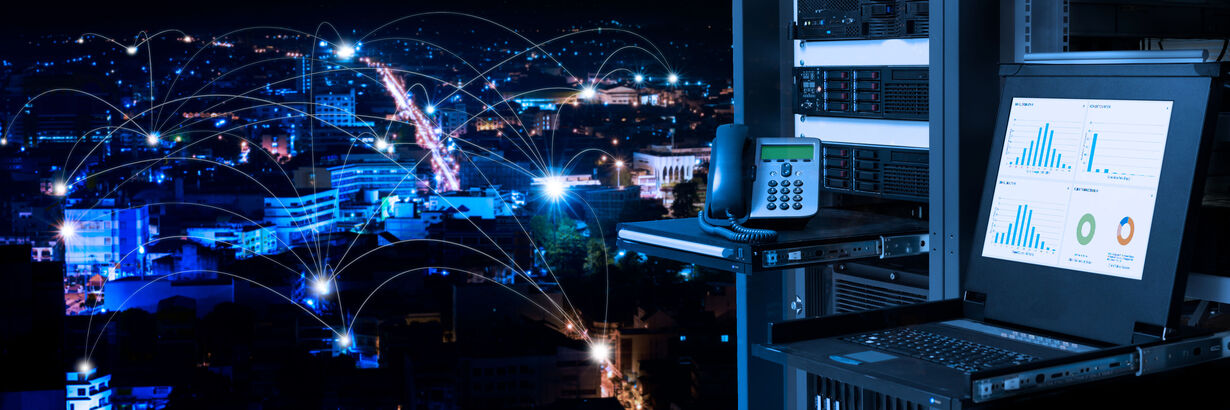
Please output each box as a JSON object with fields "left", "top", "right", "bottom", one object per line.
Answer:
{"left": 0, "top": 1, "right": 734, "bottom": 409}
{"left": 14, "top": 1, "right": 1230, "bottom": 409}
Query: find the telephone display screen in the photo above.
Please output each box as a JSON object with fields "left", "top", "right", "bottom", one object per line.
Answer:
{"left": 761, "top": 145, "right": 815, "bottom": 160}
{"left": 980, "top": 97, "right": 1173, "bottom": 280}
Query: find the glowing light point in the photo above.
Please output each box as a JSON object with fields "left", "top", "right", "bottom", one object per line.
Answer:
{"left": 579, "top": 86, "right": 597, "bottom": 99}
{"left": 375, "top": 139, "right": 389, "bottom": 151}
{"left": 544, "top": 177, "right": 566, "bottom": 202}
{"left": 126, "top": 46, "right": 138, "bottom": 55}
{"left": 634, "top": 74, "right": 644, "bottom": 83}
{"left": 425, "top": 105, "right": 436, "bottom": 114}
{"left": 60, "top": 222, "right": 77, "bottom": 239}
{"left": 336, "top": 44, "right": 356, "bottom": 59}
{"left": 615, "top": 160, "right": 624, "bottom": 168}
{"left": 1, "top": 137, "right": 7, "bottom": 146}
{"left": 312, "top": 277, "right": 331, "bottom": 296}
{"left": 590, "top": 342, "right": 611, "bottom": 364}
{"left": 566, "top": 322, "right": 574, "bottom": 331}
{"left": 76, "top": 37, "right": 85, "bottom": 44}
{"left": 53, "top": 182, "right": 67, "bottom": 196}
{"left": 76, "top": 360, "right": 92, "bottom": 375}
{"left": 146, "top": 132, "right": 160, "bottom": 146}
{"left": 667, "top": 73, "right": 679, "bottom": 84}
{"left": 182, "top": 36, "right": 193, "bottom": 43}
{"left": 338, "top": 333, "right": 352, "bottom": 348}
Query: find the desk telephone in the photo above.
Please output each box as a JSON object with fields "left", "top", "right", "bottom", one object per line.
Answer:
{"left": 699, "top": 124, "right": 822, "bottom": 243}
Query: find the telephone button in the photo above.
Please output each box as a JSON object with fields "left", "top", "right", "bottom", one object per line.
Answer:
{"left": 779, "top": 195, "right": 790, "bottom": 202}
{"left": 780, "top": 163, "right": 793, "bottom": 177}
{"left": 793, "top": 195, "right": 803, "bottom": 202}
{"left": 768, "top": 180, "right": 778, "bottom": 187}
{"left": 780, "top": 179, "right": 790, "bottom": 187}
{"left": 792, "top": 203, "right": 803, "bottom": 210}
{"left": 766, "top": 203, "right": 777, "bottom": 210}
{"left": 793, "top": 180, "right": 804, "bottom": 187}
{"left": 793, "top": 187, "right": 803, "bottom": 194}
{"left": 768, "top": 187, "right": 778, "bottom": 195}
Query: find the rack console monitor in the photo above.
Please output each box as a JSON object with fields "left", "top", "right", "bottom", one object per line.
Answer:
{"left": 981, "top": 98, "right": 1173, "bottom": 280}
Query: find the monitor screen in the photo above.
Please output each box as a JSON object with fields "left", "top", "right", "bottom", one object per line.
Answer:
{"left": 980, "top": 97, "right": 1174, "bottom": 280}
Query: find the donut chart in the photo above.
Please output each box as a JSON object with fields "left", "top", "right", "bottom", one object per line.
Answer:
{"left": 1076, "top": 213, "right": 1096, "bottom": 245}
{"left": 1116, "top": 217, "right": 1135, "bottom": 245}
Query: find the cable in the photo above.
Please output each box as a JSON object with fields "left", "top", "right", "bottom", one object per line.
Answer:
{"left": 696, "top": 209, "right": 778, "bottom": 243}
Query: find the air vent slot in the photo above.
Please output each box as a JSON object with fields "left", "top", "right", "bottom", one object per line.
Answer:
{"left": 832, "top": 274, "right": 927, "bottom": 314}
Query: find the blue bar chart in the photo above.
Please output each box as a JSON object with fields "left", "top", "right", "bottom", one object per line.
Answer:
{"left": 1080, "top": 126, "right": 1166, "bottom": 182}
{"left": 1010, "top": 123, "right": 1072, "bottom": 170}
{"left": 992, "top": 204, "right": 1054, "bottom": 251}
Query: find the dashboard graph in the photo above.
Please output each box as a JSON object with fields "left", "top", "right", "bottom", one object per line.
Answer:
{"left": 1005, "top": 121, "right": 1078, "bottom": 174}
{"left": 982, "top": 98, "right": 1173, "bottom": 280}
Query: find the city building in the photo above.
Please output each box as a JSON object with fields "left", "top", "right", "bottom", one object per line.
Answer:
{"left": 110, "top": 386, "right": 172, "bottom": 410}
{"left": 65, "top": 368, "right": 111, "bottom": 410}
{"left": 426, "top": 187, "right": 518, "bottom": 220}
{"left": 572, "top": 186, "right": 646, "bottom": 237}
{"left": 64, "top": 203, "right": 151, "bottom": 280}
{"left": 598, "top": 86, "right": 639, "bottom": 105}
{"left": 437, "top": 104, "right": 469, "bottom": 135}
{"left": 262, "top": 189, "right": 340, "bottom": 248}
{"left": 185, "top": 222, "right": 279, "bottom": 259}
{"left": 530, "top": 111, "right": 560, "bottom": 136}
{"left": 328, "top": 162, "right": 420, "bottom": 204}
{"left": 314, "top": 89, "right": 374, "bottom": 128}
{"left": 458, "top": 153, "right": 534, "bottom": 192}
{"left": 632, "top": 145, "right": 710, "bottom": 201}
{"left": 530, "top": 174, "right": 600, "bottom": 189}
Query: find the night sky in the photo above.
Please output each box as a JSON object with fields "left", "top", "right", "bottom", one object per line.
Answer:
{"left": 3, "top": 0, "right": 732, "bottom": 36}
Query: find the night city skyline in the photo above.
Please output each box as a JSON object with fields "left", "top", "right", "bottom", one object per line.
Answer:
{"left": 0, "top": 3, "right": 735, "bottom": 409}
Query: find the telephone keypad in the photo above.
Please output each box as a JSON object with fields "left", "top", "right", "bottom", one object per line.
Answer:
{"left": 750, "top": 139, "right": 819, "bottom": 220}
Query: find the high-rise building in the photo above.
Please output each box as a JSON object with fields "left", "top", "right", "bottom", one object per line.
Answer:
{"left": 64, "top": 204, "right": 150, "bottom": 280}
{"left": 314, "top": 89, "right": 374, "bottom": 128}
{"left": 328, "top": 162, "right": 421, "bottom": 204}
{"left": 438, "top": 104, "right": 469, "bottom": 135}
{"left": 263, "top": 189, "right": 340, "bottom": 248}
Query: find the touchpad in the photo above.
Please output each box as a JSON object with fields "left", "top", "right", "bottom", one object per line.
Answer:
{"left": 845, "top": 350, "right": 898, "bottom": 363}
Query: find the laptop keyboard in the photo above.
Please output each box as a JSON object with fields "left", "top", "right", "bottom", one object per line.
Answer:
{"left": 841, "top": 327, "right": 1041, "bottom": 373}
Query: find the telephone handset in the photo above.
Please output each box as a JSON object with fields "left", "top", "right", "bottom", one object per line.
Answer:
{"left": 699, "top": 124, "right": 822, "bottom": 243}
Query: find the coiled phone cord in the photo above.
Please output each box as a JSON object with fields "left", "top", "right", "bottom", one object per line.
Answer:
{"left": 697, "top": 210, "right": 779, "bottom": 243}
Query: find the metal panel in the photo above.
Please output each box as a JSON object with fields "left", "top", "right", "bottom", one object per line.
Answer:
{"left": 929, "top": 0, "right": 1002, "bottom": 300}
